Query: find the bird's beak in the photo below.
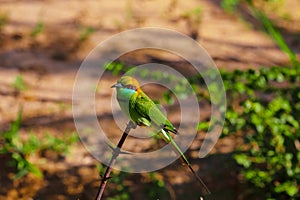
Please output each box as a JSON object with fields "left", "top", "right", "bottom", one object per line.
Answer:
{"left": 111, "top": 83, "right": 122, "bottom": 88}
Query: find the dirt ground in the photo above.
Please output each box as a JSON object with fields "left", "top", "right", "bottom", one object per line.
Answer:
{"left": 0, "top": 0, "right": 299, "bottom": 200}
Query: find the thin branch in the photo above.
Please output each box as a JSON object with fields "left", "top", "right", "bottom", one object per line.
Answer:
{"left": 95, "top": 121, "right": 136, "bottom": 200}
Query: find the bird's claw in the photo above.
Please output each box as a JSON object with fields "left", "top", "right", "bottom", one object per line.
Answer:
{"left": 128, "top": 121, "right": 137, "bottom": 129}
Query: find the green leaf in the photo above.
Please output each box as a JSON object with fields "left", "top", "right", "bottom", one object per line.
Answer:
{"left": 12, "top": 75, "right": 27, "bottom": 92}
{"left": 197, "top": 122, "right": 209, "bottom": 131}
{"left": 27, "top": 162, "right": 43, "bottom": 178}
{"left": 221, "top": 0, "right": 240, "bottom": 13}
{"left": 274, "top": 181, "right": 298, "bottom": 196}
{"left": 13, "top": 168, "right": 29, "bottom": 180}
{"left": 234, "top": 154, "right": 251, "bottom": 168}
{"left": 31, "top": 21, "right": 44, "bottom": 37}
{"left": 163, "top": 92, "right": 174, "bottom": 105}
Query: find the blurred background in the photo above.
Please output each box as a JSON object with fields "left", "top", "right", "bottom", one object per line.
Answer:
{"left": 0, "top": 0, "right": 299, "bottom": 199}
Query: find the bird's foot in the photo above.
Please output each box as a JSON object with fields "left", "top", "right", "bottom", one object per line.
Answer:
{"left": 128, "top": 121, "right": 137, "bottom": 129}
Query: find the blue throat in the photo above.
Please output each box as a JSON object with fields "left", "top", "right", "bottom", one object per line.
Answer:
{"left": 117, "top": 87, "right": 136, "bottom": 102}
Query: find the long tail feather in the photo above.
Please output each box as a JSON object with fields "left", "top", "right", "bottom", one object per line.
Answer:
{"left": 172, "top": 140, "right": 211, "bottom": 195}
{"left": 159, "top": 130, "right": 210, "bottom": 195}
{"left": 187, "top": 162, "right": 211, "bottom": 195}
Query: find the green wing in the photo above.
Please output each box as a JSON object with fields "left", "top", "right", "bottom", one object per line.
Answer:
{"left": 131, "top": 91, "right": 176, "bottom": 133}
{"left": 128, "top": 92, "right": 150, "bottom": 126}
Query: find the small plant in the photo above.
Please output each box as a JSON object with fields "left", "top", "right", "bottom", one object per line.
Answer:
{"left": 0, "top": 10, "right": 9, "bottom": 30}
{"left": 12, "top": 74, "right": 27, "bottom": 93}
{"left": 181, "top": 6, "right": 203, "bottom": 39}
{"left": 78, "top": 26, "right": 95, "bottom": 42}
{"left": 146, "top": 172, "right": 170, "bottom": 199}
{"left": 104, "top": 62, "right": 128, "bottom": 76}
{"left": 221, "top": 0, "right": 240, "bottom": 14}
{"left": 0, "top": 110, "right": 79, "bottom": 179}
{"left": 57, "top": 101, "right": 72, "bottom": 112}
{"left": 0, "top": 110, "right": 42, "bottom": 179}
{"left": 31, "top": 20, "right": 45, "bottom": 37}
{"left": 96, "top": 166, "right": 170, "bottom": 199}
{"left": 97, "top": 164, "right": 132, "bottom": 200}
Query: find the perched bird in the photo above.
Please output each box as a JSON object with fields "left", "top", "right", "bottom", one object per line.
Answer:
{"left": 111, "top": 76, "right": 210, "bottom": 195}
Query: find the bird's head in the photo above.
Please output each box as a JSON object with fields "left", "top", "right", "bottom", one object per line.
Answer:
{"left": 111, "top": 76, "right": 140, "bottom": 91}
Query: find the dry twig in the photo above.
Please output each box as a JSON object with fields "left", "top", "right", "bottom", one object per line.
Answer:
{"left": 95, "top": 121, "right": 136, "bottom": 200}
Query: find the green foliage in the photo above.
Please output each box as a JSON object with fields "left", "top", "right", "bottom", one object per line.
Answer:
{"left": 97, "top": 163, "right": 170, "bottom": 199}
{"left": 182, "top": 6, "right": 203, "bottom": 21}
{"left": 79, "top": 26, "right": 95, "bottom": 42}
{"left": 145, "top": 172, "right": 170, "bottom": 199}
{"left": 12, "top": 74, "right": 27, "bottom": 92}
{"left": 0, "top": 110, "right": 42, "bottom": 179}
{"left": 0, "top": 110, "right": 79, "bottom": 179}
{"left": 223, "top": 64, "right": 300, "bottom": 198}
{"left": 31, "top": 20, "right": 45, "bottom": 37}
{"left": 104, "top": 62, "right": 128, "bottom": 76}
{"left": 181, "top": 6, "right": 203, "bottom": 39}
{"left": 221, "top": 0, "right": 240, "bottom": 13}
{"left": 98, "top": 165, "right": 131, "bottom": 200}
{"left": 0, "top": 10, "right": 9, "bottom": 30}
{"left": 197, "top": 121, "right": 210, "bottom": 132}
{"left": 215, "top": 11, "right": 300, "bottom": 194}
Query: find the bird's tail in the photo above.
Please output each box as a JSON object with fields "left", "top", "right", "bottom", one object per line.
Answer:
{"left": 159, "top": 130, "right": 210, "bottom": 195}
{"left": 186, "top": 162, "right": 211, "bottom": 195}
{"left": 171, "top": 139, "right": 211, "bottom": 195}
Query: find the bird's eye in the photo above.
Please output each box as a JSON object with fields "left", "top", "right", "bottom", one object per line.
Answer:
{"left": 126, "top": 84, "right": 136, "bottom": 90}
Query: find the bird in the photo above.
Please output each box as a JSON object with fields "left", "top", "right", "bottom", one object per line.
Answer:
{"left": 111, "top": 76, "right": 210, "bottom": 195}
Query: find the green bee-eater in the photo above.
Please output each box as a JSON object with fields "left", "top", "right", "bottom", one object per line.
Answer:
{"left": 111, "top": 76, "right": 210, "bottom": 194}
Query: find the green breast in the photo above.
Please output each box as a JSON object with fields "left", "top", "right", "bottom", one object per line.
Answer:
{"left": 116, "top": 87, "right": 136, "bottom": 120}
